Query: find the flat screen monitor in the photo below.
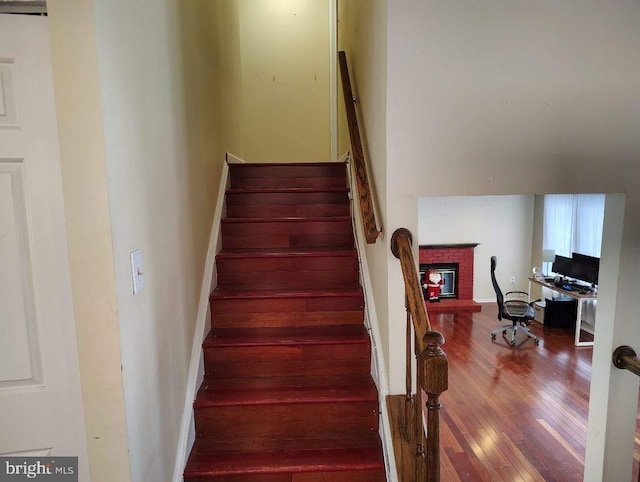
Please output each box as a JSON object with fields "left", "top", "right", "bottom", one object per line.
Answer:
{"left": 551, "top": 255, "right": 574, "bottom": 278}
{"left": 572, "top": 252, "right": 599, "bottom": 285}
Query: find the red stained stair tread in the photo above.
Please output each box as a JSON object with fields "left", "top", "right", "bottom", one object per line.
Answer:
{"left": 203, "top": 325, "right": 370, "bottom": 348}
{"left": 194, "top": 375, "right": 378, "bottom": 408}
{"left": 184, "top": 436, "right": 384, "bottom": 477}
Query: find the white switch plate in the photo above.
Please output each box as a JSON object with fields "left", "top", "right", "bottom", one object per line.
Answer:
{"left": 130, "top": 249, "right": 144, "bottom": 294}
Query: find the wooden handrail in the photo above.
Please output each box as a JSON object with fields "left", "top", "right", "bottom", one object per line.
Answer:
{"left": 338, "top": 51, "right": 382, "bottom": 244}
{"left": 391, "top": 229, "right": 431, "bottom": 351}
{"left": 391, "top": 228, "right": 448, "bottom": 482}
{"left": 613, "top": 346, "right": 640, "bottom": 377}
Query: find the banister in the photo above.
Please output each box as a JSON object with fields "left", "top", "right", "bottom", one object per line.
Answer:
{"left": 390, "top": 228, "right": 430, "bottom": 352}
{"left": 613, "top": 346, "right": 640, "bottom": 377}
{"left": 338, "top": 51, "right": 382, "bottom": 244}
{"left": 391, "top": 228, "right": 448, "bottom": 482}
{"left": 612, "top": 346, "right": 640, "bottom": 482}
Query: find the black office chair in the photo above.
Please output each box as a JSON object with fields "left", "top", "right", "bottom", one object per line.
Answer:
{"left": 490, "top": 256, "right": 539, "bottom": 346}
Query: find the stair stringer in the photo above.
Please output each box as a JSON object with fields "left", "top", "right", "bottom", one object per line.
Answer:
{"left": 345, "top": 153, "right": 398, "bottom": 482}
{"left": 172, "top": 155, "right": 241, "bottom": 482}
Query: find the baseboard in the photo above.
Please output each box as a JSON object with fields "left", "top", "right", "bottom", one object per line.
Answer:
{"left": 172, "top": 161, "right": 229, "bottom": 482}
{"left": 474, "top": 298, "right": 495, "bottom": 304}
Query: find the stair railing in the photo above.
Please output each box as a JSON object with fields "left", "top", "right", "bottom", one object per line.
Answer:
{"left": 338, "top": 51, "right": 383, "bottom": 244}
{"left": 391, "top": 228, "right": 448, "bottom": 482}
{"left": 612, "top": 345, "right": 640, "bottom": 482}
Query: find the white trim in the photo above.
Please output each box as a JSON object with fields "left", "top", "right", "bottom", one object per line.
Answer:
{"left": 329, "top": 0, "right": 338, "bottom": 161}
{"left": 226, "top": 152, "right": 245, "bottom": 164}
{"left": 172, "top": 161, "right": 229, "bottom": 482}
{"left": 347, "top": 157, "right": 397, "bottom": 481}
{"left": 337, "top": 151, "right": 350, "bottom": 164}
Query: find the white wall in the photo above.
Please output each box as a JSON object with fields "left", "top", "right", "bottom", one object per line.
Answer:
{"left": 419, "top": 195, "right": 535, "bottom": 300}
{"left": 384, "top": 1, "right": 640, "bottom": 480}
{"left": 89, "top": 0, "right": 228, "bottom": 480}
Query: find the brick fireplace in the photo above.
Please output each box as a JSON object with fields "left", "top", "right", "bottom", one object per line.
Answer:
{"left": 419, "top": 243, "right": 480, "bottom": 313}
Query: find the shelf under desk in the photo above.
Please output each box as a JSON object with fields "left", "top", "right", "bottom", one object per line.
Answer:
{"left": 528, "top": 277, "right": 597, "bottom": 347}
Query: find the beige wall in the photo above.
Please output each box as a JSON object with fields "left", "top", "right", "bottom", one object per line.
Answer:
{"left": 336, "top": 0, "right": 350, "bottom": 157}
{"left": 236, "top": 0, "right": 331, "bottom": 162}
{"left": 50, "top": 0, "right": 231, "bottom": 480}
{"left": 90, "top": 0, "right": 229, "bottom": 479}
{"left": 337, "top": 0, "right": 389, "bottom": 376}
{"left": 418, "top": 195, "right": 535, "bottom": 301}
{"left": 384, "top": 1, "right": 640, "bottom": 479}
{"left": 47, "top": 2, "right": 131, "bottom": 481}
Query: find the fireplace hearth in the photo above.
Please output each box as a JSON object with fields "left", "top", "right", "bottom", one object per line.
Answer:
{"left": 419, "top": 243, "right": 481, "bottom": 313}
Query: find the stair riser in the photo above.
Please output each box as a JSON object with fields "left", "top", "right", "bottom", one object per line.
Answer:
{"left": 230, "top": 164, "right": 347, "bottom": 184}
{"left": 216, "top": 256, "right": 359, "bottom": 291}
{"left": 185, "top": 434, "right": 382, "bottom": 454}
{"left": 222, "top": 219, "right": 352, "bottom": 236}
{"left": 184, "top": 469, "right": 386, "bottom": 482}
{"left": 216, "top": 254, "right": 358, "bottom": 274}
{"left": 194, "top": 402, "right": 379, "bottom": 440}
{"left": 222, "top": 233, "right": 354, "bottom": 250}
{"left": 226, "top": 191, "right": 349, "bottom": 207}
{"left": 211, "top": 311, "right": 364, "bottom": 329}
{"left": 204, "top": 344, "right": 371, "bottom": 379}
{"left": 218, "top": 272, "right": 359, "bottom": 291}
{"left": 227, "top": 204, "right": 350, "bottom": 218}
{"left": 221, "top": 219, "right": 354, "bottom": 249}
{"left": 210, "top": 295, "right": 364, "bottom": 315}
{"left": 230, "top": 175, "right": 347, "bottom": 190}
{"left": 210, "top": 293, "right": 365, "bottom": 328}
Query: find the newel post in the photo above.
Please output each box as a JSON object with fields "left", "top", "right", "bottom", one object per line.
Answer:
{"left": 419, "top": 331, "right": 448, "bottom": 482}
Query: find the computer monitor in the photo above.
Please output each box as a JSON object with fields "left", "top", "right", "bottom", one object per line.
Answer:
{"left": 572, "top": 252, "right": 599, "bottom": 285}
{"left": 551, "top": 255, "right": 574, "bottom": 278}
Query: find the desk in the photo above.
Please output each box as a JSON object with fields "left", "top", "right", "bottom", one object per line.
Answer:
{"left": 528, "top": 277, "right": 597, "bottom": 347}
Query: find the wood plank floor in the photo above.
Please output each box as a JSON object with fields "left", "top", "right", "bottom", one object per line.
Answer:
{"left": 388, "top": 303, "right": 640, "bottom": 481}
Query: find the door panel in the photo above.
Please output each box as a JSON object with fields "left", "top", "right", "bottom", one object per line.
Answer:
{"left": 0, "top": 160, "right": 42, "bottom": 387}
{"left": 0, "top": 14, "right": 89, "bottom": 478}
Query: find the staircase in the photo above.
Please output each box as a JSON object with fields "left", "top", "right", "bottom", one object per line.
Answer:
{"left": 183, "top": 162, "right": 387, "bottom": 482}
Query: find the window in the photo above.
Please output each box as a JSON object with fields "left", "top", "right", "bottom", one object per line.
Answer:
{"left": 543, "top": 194, "right": 605, "bottom": 258}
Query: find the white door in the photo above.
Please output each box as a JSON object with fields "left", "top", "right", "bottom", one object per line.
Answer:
{"left": 0, "top": 13, "right": 89, "bottom": 479}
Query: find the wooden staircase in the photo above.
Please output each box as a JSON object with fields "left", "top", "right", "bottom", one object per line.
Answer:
{"left": 183, "top": 162, "right": 386, "bottom": 482}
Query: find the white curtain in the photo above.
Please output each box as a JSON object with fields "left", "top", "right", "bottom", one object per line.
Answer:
{"left": 543, "top": 194, "right": 605, "bottom": 258}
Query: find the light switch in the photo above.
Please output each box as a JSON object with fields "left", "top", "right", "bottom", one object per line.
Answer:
{"left": 130, "top": 249, "right": 144, "bottom": 294}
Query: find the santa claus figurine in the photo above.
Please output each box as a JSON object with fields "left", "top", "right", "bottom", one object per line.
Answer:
{"left": 424, "top": 270, "right": 445, "bottom": 302}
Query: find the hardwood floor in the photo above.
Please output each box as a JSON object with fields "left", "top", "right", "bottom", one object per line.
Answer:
{"left": 388, "top": 303, "right": 640, "bottom": 481}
